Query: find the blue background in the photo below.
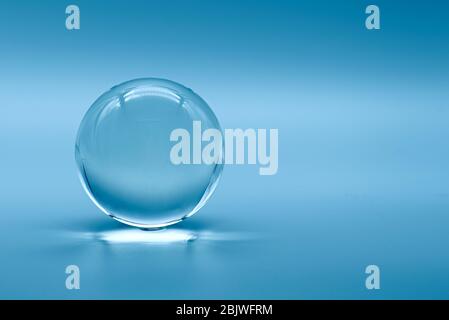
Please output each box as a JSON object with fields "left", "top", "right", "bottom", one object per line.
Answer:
{"left": 1, "top": 0, "right": 449, "bottom": 299}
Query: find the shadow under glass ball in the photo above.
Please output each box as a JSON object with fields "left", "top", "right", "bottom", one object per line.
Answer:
{"left": 75, "top": 78, "right": 223, "bottom": 229}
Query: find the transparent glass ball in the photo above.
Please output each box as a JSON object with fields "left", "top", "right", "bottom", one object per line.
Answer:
{"left": 75, "top": 78, "right": 223, "bottom": 229}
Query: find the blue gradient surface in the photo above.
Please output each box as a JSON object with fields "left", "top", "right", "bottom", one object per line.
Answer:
{"left": 1, "top": 0, "right": 449, "bottom": 299}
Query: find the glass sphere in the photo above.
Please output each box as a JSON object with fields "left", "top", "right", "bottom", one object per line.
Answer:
{"left": 75, "top": 78, "right": 223, "bottom": 229}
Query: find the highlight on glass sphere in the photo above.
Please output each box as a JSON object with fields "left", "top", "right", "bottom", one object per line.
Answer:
{"left": 75, "top": 78, "right": 223, "bottom": 229}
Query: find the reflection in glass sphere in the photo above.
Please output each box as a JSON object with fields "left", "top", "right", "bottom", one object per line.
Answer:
{"left": 75, "top": 78, "right": 223, "bottom": 229}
